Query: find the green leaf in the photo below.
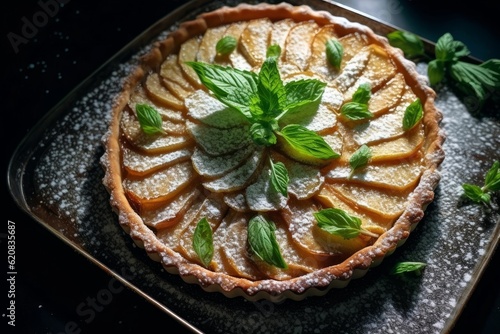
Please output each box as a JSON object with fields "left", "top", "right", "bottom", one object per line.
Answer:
{"left": 280, "top": 124, "right": 339, "bottom": 160}
{"left": 266, "top": 44, "right": 282, "bottom": 58}
{"left": 449, "top": 61, "right": 500, "bottom": 106}
{"left": 462, "top": 184, "right": 490, "bottom": 203}
{"left": 257, "top": 56, "right": 286, "bottom": 119}
{"left": 390, "top": 261, "right": 427, "bottom": 276}
{"left": 248, "top": 215, "right": 287, "bottom": 269}
{"left": 351, "top": 83, "right": 371, "bottom": 105}
{"left": 250, "top": 121, "right": 277, "bottom": 146}
{"left": 387, "top": 30, "right": 425, "bottom": 59}
{"left": 270, "top": 159, "right": 289, "bottom": 196}
{"left": 283, "top": 79, "right": 326, "bottom": 113}
{"left": 349, "top": 144, "right": 372, "bottom": 177}
{"left": 314, "top": 208, "right": 364, "bottom": 239}
{"left": 427, "top": 59, "right": 446, "bottom": 86}
{"left": 192, "top": 218, "right": 214, "bottom": 267}
{"left": 186, "top": 61, "right": 258, "bottom": 119}
{"left": 435, "top": 33, "right": 469, "bottom": 62}
{"left": 340, "top": 102, "right": 373, "bottom": 121}
{"left": 484, "top": 161, "right": 500, "bottom": 192}
{"left": 135, "top": 104, "right": 165, "bottom": 135}
{"left": 325, "top": 38, "right": 343, "bottom": 69}
{"left": 402, "top": 98, "right": 423, "bottom": 131}
{"left": 216, "top": 36, "right": 237, "bottom": 55}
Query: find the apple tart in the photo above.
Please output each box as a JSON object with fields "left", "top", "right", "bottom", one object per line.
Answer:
{"left": 101, "top": 2, "right": 445, "bottom": 301}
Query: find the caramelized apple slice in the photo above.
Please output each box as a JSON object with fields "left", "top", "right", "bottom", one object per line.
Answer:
{"left": 161, "top": 78, "right": 192, "bottom": 101}
{"left": 283, "top": 21, "right": 319, "bottom": 71}
{"left": 338, "top": 32, "right": 369, "bottom": 69}
{"left": 344, "top": 44, "right": 397, "bottom": 99}
{"left": 159, "top": 54, "right": 195, "bottom": 92}
{"left": 191, "top": 144, "right": 255, "bottom": 178}
{"left": 351, "top": 89, "right": 418, "bottom": 145}
{"left": 185, "top": 90, "right": 248, "bottom": 128}
{"left": 270, "top": 18, "right": 295, "bottom": 51}
{"left": 316, "top": 185, "right": 393, "bottom": 232}
{"left": 186, "top": 121, "right": 251, "bottom": 156}
{"left": 224, "top": 22, "right": 253, "bottom": 70}
{"left": 223, "top": 192, "right": 249, "bottom": 212}
{"left": 203, "top": 148, "right": 264, "bottom": 192}
{"left": 177, "top": 195, "right": 228, "bottom": 265}
{"left": 368, "top": 73, "right": 405, "bottom": 117}
{"left": 211, "top": 211, "right": 241, "bottom": 273}
{"left": 332, "top": 48, "right": 370, "bottom": 93}
{"left": 179, "top": 36, "right": 203, "bottom": 88}
{"left": 325, "top": 157, "right": 424, "bottom": 192}
{"left": 280, "top": 102, "right": 337, "bottom": 134}
{"left": 141, "top": 187, "right": 201, "bottom": 229}
{"left": 240, "top": 18, "right": 272, "bottom": 67}
{"left": 197, "top": 25, "right": 227, "bottom": 64}
{"left": 120, "top": 111, "right": 191, "bottom": 154}
{"left": 321, "top": 85, "right": 344, "bottom": 113}
{"left": 122, "top": 146, "right": 191, "bottom": 177}
{"left": 308, "top": 24, "right": 339, "bottom": 81}
{"left": 129, "top": 86, "right": 184, "bottom": 123}
{"left": 123, "top": 161, "right": 197, "bottom": 211}
{"left": 144, "top": 73, "right": 184, "bottom": 110}
{"left": 370, "top": 126, "right": 425, "bottom": 162}
{"left": 328, "top": 183, "right": 409, "bottom": 220}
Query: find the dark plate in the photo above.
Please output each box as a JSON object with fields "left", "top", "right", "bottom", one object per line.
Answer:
{"left": 7, "top": 0, "right": 500, "bottom": 333}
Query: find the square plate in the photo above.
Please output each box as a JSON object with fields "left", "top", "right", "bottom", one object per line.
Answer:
{"left": 7, "top": 0, "right": 500, "bottom": 333}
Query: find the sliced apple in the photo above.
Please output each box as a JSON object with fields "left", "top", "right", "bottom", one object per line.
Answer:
{"left": 123, "top": 161, "right": 197, "bottom": 211}
{"left": 191, "top": 144, "right": 255, "bottom": 178}
{"left": 144, "top": 73, "right": 184, "bottom": 110}
{"left": 140, "top": 187, "right": 200, "bottom": 229}
{"left": 186, "top": 121, "right": 251, "bottom": 156}
{"left": 240, "top": 18, "right": 272, "bottom": 67}
{"left": 179, "top": 36, "right": 203, "bottom": 88}
{"left": 307, "top": 24, "right": 339, "bottom": 81}
{"left": 129, "top": 86, "right": 184, "bottom": 123}
{"left": 327, "top": 183, "right": 409, "bottom": 220}
{"left": 159, "top": 54, "right": 195, "bottom": 92}
{"left": 338, "top": 32, "right": 369, "bottom": 69}
{"left": 283, "top": 21, "right": 319, "bottom": 71}
{"left": 270, "top": 18, "right": 295, "bottom": 51}
{"left": 197, "top": 25, "right": 227, "bottom": 64}
{"left": 203, "top": 148, "right": 264, "bottom": 192}
{"left": 332, "top": 48, "right": 371, "bottom": 94}
{"left": 246, "top": 166, "right": 288, "bottom": 212}
{"left": 223, "top": 191, "right": 249, "bottom": 212}
{"left": 370, "top": 126, "right": 425, "bottom": 162}
{"left": 224, "top": 22, "right": 253, "bottom": 70}
{"left": 368, "top": 73, "right": 405, "bottom": 117}
{"left": 122, "top": 146, "right": 191, "bottom": 177}
{"left": 280, "top": 102, "right": 337, "bottom": 135}
{"left": 351, "top": 88, "right": 418, "bottom": 145}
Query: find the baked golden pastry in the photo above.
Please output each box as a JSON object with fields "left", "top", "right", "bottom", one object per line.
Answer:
{"left": 101, "top": 2, "right": 445, "bottom": 301}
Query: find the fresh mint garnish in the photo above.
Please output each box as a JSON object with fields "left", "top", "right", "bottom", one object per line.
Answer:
{"left": 386, "top": 30, "right": 425, "bottom": 59}
{"left": 462, "top": 160, "right": 500, "bottom": 205}
{"left": 402, "top": 98, "right": 423, "bottom": 131}
{"left": 216, "top": 36, "right": 237, "bottom": 55}
{"left": 279, "top": 124, "right": 339, "bottom": 161}
{"left": 325, "top": 38, "right": 343, "bottom": 69}
{"left": 135, "top": 104, "right": 166, "bottom": 135}
{"left": 192, "top": 218, "right": 214, "bottom": 267}
{"left": 340, "top": 83, "right": 373, "bottom": 121}
{"left": 349, "top": 144, "right": 372, "bottom": 178}
{"left": 270, "top": 159, "right": 289, "bottom": 197}
{"left": 248, "top": 215, "right": 287, "bottom": 269}
{"left": 314, "top": 208, "right": 379, "bottom": 239}
{"left": 390, "top": 261, "right": 427, "bottom": 276}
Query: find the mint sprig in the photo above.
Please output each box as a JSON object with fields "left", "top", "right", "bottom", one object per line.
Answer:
{"left": 135, "top": 104, "right": 166, "bottom": 135}
{"left": 462, "top": 161, "right": 500, "bottom": 205}
{"left": 340, "top": 83, "right": 373, "bottom": 121}
{"left": 390, "top": 261, "right": 427, "bottom": 276}
{"left": 192, "top": 218, "right": 214, "bottom": 267}
{"left": 248, "top": 215, "right": 287, "bottom": 269}
{"left": 314, "top": 208, "right": 379, "bottom": 239}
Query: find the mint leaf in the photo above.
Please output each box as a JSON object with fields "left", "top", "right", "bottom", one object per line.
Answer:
{"left": 250, "top": 121, "right": 277, "bottom": 146}
{"left": 266, "top": 44, "right": 282, "bottom": 58}
{"left": 135, "top": 104, "right": 165, "bottom": 135}
{"left": 280, "top": 124, "right": 339, "bottom": 160}
{"left": 402, "top": 98, "right": 423, "bottom": 131}
{"left": 186, "top": 61, "right": 258, "bottom": 119}
{"left": 216, "top": 36, "right": 237, "bottom": 55}
{"left": 340, "top": 102, "right": 373, "bottom": 121}
{"left": 248, "top": 215, "right": 287, "bottom": 269}
{"left": 192, "top": 218, "right": 214, "bottom": 267}
{"left": 270, "top": 159, "right": 289, "bottom": 196}
{"left": 449, "top": 61, "right": 500, "bottom": 106}
{"left": 351, "top": 83, "right": 371, "bottom": 104}
{"left": 258, "top": 56, "right": 286, "bottom": 120}
{"left": 349, "top": 144, "right": 372, "bottom": 178}
{"left": 435, "top": 33, "right": 469, "bottom": 62}
{"left": 390, "top": 261, "right": 427, "bottom": 276}
{"left": 387, "top": 30, "right": 425, "bottom": 59}
{"left": 484, "top": 161, "right": 500, "bottom": 192}
{"left": 283, "top": 79, "right": 326, "bottom": 113}
{"left": 427, "top": 59, "right": 446, "bottom": 85}
{"left": 314, "top": 208, "right": 378, "bottom": 239}
{"left": 462, "top": 184, "right": 490, "bottom": 203}
{"left": 325, "top": 38, "right": 343, "bottom": 69}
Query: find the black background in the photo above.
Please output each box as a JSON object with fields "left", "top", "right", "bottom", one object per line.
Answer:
{"left": 2, "top": 0, "right": 500, "bottom": 333}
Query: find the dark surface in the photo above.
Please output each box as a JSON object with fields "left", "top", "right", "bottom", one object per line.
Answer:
{"left": 2, "top": 0, "right": 499, "bottom": 333}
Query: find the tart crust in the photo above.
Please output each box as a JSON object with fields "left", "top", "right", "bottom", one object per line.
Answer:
{"left": 101, "top": 2, "right": 445, "bottom": 302}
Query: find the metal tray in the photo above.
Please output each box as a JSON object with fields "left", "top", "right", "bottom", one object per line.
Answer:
{"left": 7, "top": 0, "right": 500, "bottom": 333}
